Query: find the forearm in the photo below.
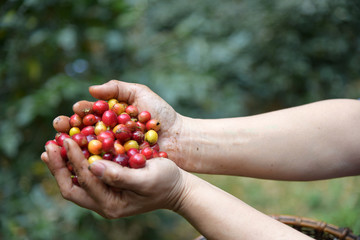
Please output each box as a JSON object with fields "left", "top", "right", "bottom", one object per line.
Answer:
{"left": 175, "top": 171, "right": 312, "bottom": 240}
{"left": 178, "top": 99, "right": 360, "bottom": 180}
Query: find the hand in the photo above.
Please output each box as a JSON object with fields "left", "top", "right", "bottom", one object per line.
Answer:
{"left": 54, "top": 80, "right": 192, "bottom": 170}
{"left": 41, "top": 138, "right": 186, "bottom": 218}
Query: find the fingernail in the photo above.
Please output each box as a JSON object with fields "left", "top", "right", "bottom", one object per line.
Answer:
{"left": 88, "top": 162, "right": 106, "bottom": 177}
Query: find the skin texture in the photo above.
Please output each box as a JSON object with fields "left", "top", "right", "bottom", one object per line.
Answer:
{"left": 41, "top": 80, "right": 360, "bottom": 239}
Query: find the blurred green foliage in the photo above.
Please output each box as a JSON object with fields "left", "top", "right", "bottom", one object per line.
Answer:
{"left": 1, "top": 0, "right": 360, "bottom": 239}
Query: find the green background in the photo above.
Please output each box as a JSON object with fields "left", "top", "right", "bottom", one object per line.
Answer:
{"left": 1, "top": 0, "right": 360, "bottom": 239}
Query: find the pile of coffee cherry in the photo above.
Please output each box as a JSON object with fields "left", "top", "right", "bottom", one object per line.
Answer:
{"left": 45, "top": 99, "right": 168, "bottom": 185}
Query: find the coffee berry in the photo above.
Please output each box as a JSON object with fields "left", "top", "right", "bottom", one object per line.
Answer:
{"left": 47, "top": 99, "right": 168, "bottom": 186}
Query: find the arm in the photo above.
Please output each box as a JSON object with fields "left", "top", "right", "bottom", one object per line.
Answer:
{"left": 176, "top": 171, "right": 312, "bottom": 240}
{"left": 178, "top": 99, "right": 360, "bottom": 180}
{"left": 68, "top": 80, "right": 360, "bottom": 180}
{"left": 41, "top": 139, "right": 312, "bottom": 240}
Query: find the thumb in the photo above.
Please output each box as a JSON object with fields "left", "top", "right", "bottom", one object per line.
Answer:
{"left": 89, "top": 80, "right": 136, "bottom": 103}
{"left": 88, "top": 160, "right": 145, "bottom": 190}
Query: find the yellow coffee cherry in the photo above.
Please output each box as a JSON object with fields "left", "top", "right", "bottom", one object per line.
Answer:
{"left": 124, "top": 140, "right": 139, "bottom": 151}
{"left": 145, "top": 130, "right": 158, "bottom": 145}
{"left": 69, "top": 127, "right": 80, "bottom": 136}
{"left": 108, "top": 98, "right": 119, "bottom": 110}
{"left": 88, "top": 155, "right": 102, "bottom": 164}
{"left": 94, "top": 121, "right": 107, "bottom": 135}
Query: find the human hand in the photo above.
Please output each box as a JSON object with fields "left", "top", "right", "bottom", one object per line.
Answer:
{"left": 53, "top": 80, "right": 195, "bottom": 169}
{"left": 41, "top": 138, "right": 187, "bottom": 218}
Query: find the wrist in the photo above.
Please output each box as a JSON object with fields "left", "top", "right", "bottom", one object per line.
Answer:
{"left": 169, "top": 169, "right": 195, "bottom": 213}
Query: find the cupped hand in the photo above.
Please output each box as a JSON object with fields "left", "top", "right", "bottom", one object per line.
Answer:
{"left": 66, "top": 80, "right": 190, "bottom": 169}
{"left": 41, "top": 138, "right": 187, "bottom": 218}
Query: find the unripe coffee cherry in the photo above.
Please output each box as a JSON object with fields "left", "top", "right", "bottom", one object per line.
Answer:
{"left": 145, "top": 130, "right": 158, "bottom": 145}
{"left": 88, "top": 139, "right": 102, "bottom": 155}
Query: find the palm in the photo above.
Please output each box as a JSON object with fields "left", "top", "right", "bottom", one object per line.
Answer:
{"left": 81, "top": 80, "right": 184, "bottom": 165}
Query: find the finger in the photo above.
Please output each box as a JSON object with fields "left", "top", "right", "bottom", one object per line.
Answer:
{"left": 44, "top": 143, "right": 98, "bottom": 209}
{"left": 41, "top": 151, "right": 49, "bottom": 163}
{"left": 64, "top": 139, "right": 111, "bottom": 201}
{"left": 72, "top": 100, "right": 94, "bottom": 117}
{"left": 89, "top": 160, "right": 147, "bottom": 190}
{"left": 89, "top": 80, "right": 141, "bottom": 104}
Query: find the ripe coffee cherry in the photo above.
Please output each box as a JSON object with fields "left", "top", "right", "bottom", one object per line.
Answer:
{"left": 93, "top": 100, "right": 109, "bottom": 116}
{"left": 113, "top": 124, "right": 132, "bottom": 143}
{"left": 102, "top": 138, "right": 115, "bottom": 152}
{"left": 127, "top": 148, "right": 139, "bottom": 158}
{"left": 82, "top": 148, "right": 91, "bottom": 159}
{"left": 86, "top": 134, "right": 97, "bottom": 143}
{"left": 125, "top": 120, "right": 137, "bottom": 131}
{"left": 94, "top": 115, "right": 102, "bottom": 123}
{"left": 102, "top": 110, "right": 118, "bottom": 128}
{"left": 159, "top": 151, "right": 168, "bottom": 158}
{"left": 135, "top": 121, "right": 146, "bottom": 132}
{"left": 129, "top": 153, "right": 146, "bottom": 169}
{"left": 140, "top": 147, "right": 154, "bottom": 159}
{"left": 67, "top": 161, "right": 74, "bottom": 173}
{"left": 152, "top": 150, "right": 160, "bottom": 158}
{"left": 81, "top": 126, "right": 95, "bottom": 136}
{"left": 97, "top": 130, "right": 115, "bottom": 142}
{"left": 146, "top": 119, "right": 161, "bottom": 132}
{"left": 72, "top": 133, "right": 88, "bottom": 147}
{"left": 102, "top": 152, "right": 113, "bottom": 160}
{"left": 83, "top": 114, "right": 97, "bottom": 126}
{"left": 150, "top": 143, "right": 160, "bottom": 152}
{"left": 70, "top": 114, "right": 82, "bottom": 128}
{"left": 138, "top": 111, "right": 151, "bottom": 123}
{"left": 117, "top": 113, "right": 131, "bottom": 125}
{"left": 71, "top": 175, "right": 80, "bottom": 186}
{"left": 132, "top": 130, "right": 144, "bottom": 143}
{"left": 55, "top": 133, "right": 70, "bottom": 147}
{"left": 45, "top": 140, "right": 58, "bottom": 147}
{"left": 112, "top": 154, "right": 129, "bottom": 167}
{"left": 125, "top": 105, "right": 139, "bottom": 118}
{"left": 60, "top": 146, "right": 68, "bottom": 160}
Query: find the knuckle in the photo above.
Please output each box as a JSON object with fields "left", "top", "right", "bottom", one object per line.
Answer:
{"left": 102, "top": 205, "right": 120, "bottom": 219}
{"left": 106, "top": 169, "right": 123, "bottom": 185}
{"left": 109, "top": 79, "right": 119, "bottom": 84}
{"left": 59, "top": 187, "right": 73, "bottom": 201}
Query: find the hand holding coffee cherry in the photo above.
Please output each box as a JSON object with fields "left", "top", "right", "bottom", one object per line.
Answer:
{"left": 57, "top": 80, "right": 185, "bottom": 166}
{"left": 42, "top": 137, "right": 186, "bottom": 219}
{"left": 47, "top": 97, "right": 169, "bottom": 185}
